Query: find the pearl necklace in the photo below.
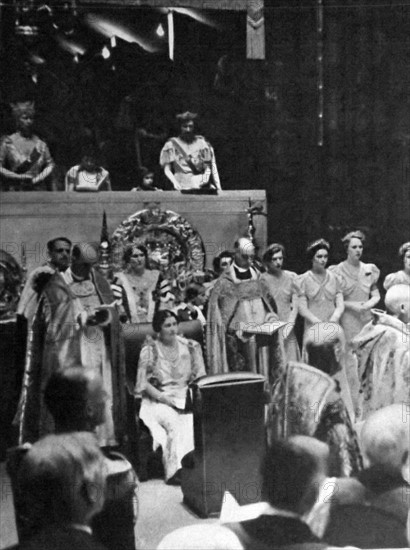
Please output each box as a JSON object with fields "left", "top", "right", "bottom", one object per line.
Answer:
{"left": 158, "top": 339, "right": 180, "bottom": 364}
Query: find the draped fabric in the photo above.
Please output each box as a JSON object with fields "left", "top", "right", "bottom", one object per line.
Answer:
{"left": 352, "top": 311, "right": 410, "bottom": 421}
{"left": 114, "top": 269, "right": 160, "bottom": 324}
{"left": 267, "top": 361, "right": 362, "bottom": 477}
{"left": 206, "top": 265, "right": 285, "bottom": 383}
{"left": 15, "top": 270, "right": 126, "bottom": 445}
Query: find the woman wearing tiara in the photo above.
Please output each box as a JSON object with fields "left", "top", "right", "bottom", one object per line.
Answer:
{"left": 297, "top": 238, "right": 344, "bottom": 349}
{"left": 0, "top": 101, "right": 54, "bottom": 191}
{"left": 330, "top": 231, "right": 380, "bottom": 345}
{"left": 383, "top": 241, "right": 410, "bottom": 290}
{"left": 329, "top": 231, "right": 380, "bottom": 414}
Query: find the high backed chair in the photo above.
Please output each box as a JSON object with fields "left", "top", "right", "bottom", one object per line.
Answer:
{"left": 122, "top": 319, "right": 204, "bottom": 479}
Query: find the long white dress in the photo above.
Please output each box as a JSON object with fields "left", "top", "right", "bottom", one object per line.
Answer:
{"left": 136, "top": 335, "right": 206, "bottom": 480}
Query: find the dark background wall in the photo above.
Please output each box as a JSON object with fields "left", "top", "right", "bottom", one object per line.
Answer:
{"left": 1, "top": 0, "right": 409, "bottom": 283}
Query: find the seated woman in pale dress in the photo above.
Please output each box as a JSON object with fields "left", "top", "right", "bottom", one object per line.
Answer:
{"left": 113, "top": 244, "right": 160, "bottom": 324}
{"left": 65, "top": 146, "right": 111, "bottom": 191}
{"left": 297, "top": 239, "right": 344, "bottom": 352}
{"left": 260, "top": 243, "right": 300, "bottom": 362}
{"left": 135, "top": 310, "right": 206, "bottom": 484}
{"left": 384, "top": 241, "right": 410, "bottom": 290}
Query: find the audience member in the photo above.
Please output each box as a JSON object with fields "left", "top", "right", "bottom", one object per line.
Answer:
{"left": 17, "top": 236, "right": 71, "bottom": 322}
{"left": 158, "top": 436, "right": 330, "bottom": 549}
{"left": 322, "top": 404, "right": 409, "bottom": 548}
{"left": 16, "top": 243, "right": 126, "bottom": 447}
{"left": 353, "top": 284, "right": 410, "bottom": 420}
{"left": 359, "top": 404, "right": 410, "bottom": 523}
{"left": 160, "top": 111, "right": 221, "bottom": 191}
{"left": 16, "top": 433, "right": 108, "bottom": 550}
{"left": 0, "top": 101, "right": 54, "bottom": 191}
{"left": 65, "top": 146, "right": 111, "bottom": 192}
{"left": 44, "top": 368, "right": 138, "bottom": 550}
{"left": 130, "top": 167, "right": 161, "bottom": 191}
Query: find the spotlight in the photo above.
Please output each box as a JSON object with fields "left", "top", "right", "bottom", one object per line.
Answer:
{"left": 101, "top": 45, "right": 110, "bottom": 59}
{"left": 73, "top": 53, "right": 79, "bottom": 63}
{"left": 156, "top": 23, "right": 165, "bottom": 37}
{"left": 110, "top": 35, "right": 116, "bottom": 48}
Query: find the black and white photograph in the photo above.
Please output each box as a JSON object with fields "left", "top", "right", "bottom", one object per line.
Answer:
{"left": 0, "top": 1, "right": 409, "bottom": 549}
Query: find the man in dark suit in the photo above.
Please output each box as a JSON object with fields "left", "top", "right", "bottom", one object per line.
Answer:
{"left": 17, "top": 432, "right": 108, "bottom": 550}
{"left": 158, "top": 436, "right": 329, "bottom": 550}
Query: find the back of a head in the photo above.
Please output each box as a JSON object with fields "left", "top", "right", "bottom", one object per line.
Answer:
{"left": 18, "top": 433, "right": 106, "bottom": 527}
{"left": 262, "top": 436, "right": 328, "bottom": 515}
{"left": 305, "top": 322, "right": 345, "bottom": 376}
{"left": 361, "top": 404, "right": 410, "bottom": 478}
{"left": 44, "top": 367, "right": 103, "bottom": 432}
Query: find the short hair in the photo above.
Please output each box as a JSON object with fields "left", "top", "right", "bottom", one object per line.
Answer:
{"left": 152, "top": 309, "right": 178, "bottom": 333}
{"left": 399, "top": 241, "right": 410, "bottom": 258}
{"left": 123, "top": 243, "right": 149, "bottom": 266}
{"left": 262, "top": 438, "right": 323, "bottom": 513}
{"left": 44, "top": 368, "right": 90, "bottom": 430}
{"left": 212, "top": 250, "right": 234, "bottom": 273}
{"left": 341, "top": 230, "right": 365, "bottom": 252}
{"left": 306, "top": 238, "right": 330, "bottom": 261}
{"left": 140, "top": 166, "right": 154, "bottom": 178}
{"left": 263, "top": 243, "right": 285, "bottom": 263}
{"left": 185, "top": 282, "right": 205, "bottom": 303}
{"left": 17, "top": 433, "right": 106, "bottom": 526}
{"left": 47, "top": 237, "right": 72, "bottom": 253}
{"left": 361, "top": 404, "right": 410, "bottom": 473}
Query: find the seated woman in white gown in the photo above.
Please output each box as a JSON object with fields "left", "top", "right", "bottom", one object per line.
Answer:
{"left": 135, "top": 309, "right": 206, "bottom": 484}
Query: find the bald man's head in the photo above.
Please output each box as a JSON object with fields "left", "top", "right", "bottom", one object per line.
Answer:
{"left": 385, "top": 284, "right": 410, "bottom": 323}
{"left": 361, "top": 404, "right": 410, "bottom": 482}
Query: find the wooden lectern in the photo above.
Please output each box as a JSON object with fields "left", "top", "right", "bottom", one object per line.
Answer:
{"left": 181, "top": 372, "right": 266, "bottom": 518}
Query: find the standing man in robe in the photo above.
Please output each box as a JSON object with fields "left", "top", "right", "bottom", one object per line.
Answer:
{"left": 160, "top": 111, "right": 221, "bottom": 191}
{"left": 16, "top": 243, "right": 126, "bottom": 447}
{"left": 206, "top": 237, "right": 284, "bottom": 380}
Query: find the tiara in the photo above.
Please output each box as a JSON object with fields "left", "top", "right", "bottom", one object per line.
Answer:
{"left": 399, "top": 242, "right": 410, "bottom": 256}
{"left": 306, "top": 238, "right": 330, "bottom": 253}
{"left": 341, "top": 230, "right": 365, "bottom": 243}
